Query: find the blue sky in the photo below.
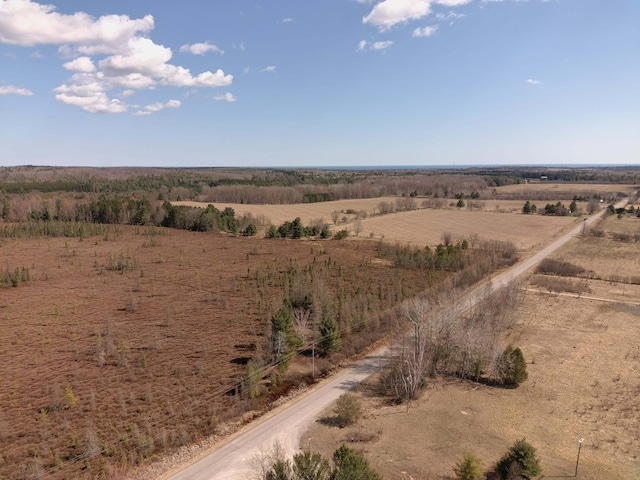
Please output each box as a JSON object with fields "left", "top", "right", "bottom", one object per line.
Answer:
{"left": 0, "top": 0, "right": 638, "bottom": 167}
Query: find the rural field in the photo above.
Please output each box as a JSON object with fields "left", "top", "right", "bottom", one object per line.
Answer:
{"left": 0, "top": 224, "right": 471, "bottom": 479}
{"left": 1, "top": 169, "right": 638, "bottom": 479}
{"left": 302, "top": 209, "right": 640, "bottom": 480}
{"left": 177, "top": 183, "right": 637, "bottom": 250}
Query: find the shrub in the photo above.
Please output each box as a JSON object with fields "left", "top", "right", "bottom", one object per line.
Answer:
{"left": 333, "top": 394, "right": 362, "bottom": 428}
{"left": 333, "top": 230, "right": 348, "bottom": 240}
{"left": 496, "top": 439, "right": 542, "bottom": 479}
{"left": 454, "top": 453, "right": 486, "bottom": 480}
{"left": 535, "top": 258, "right": 585, "bottom": 277}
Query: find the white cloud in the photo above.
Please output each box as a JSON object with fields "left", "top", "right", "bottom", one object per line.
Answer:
{"left": 120, "top": 89, "right": 136, "bottom": 98}
{"left": 362, "top": 0, "right": 470, "bottom": 31}
{"left": 243, "top": 66, "right": 250, "bottom": 74}
{"left": 179, "top": 42, "right": 223, "bottom": 55}
{"left": 0, "top": 0, "right": 154, "bottom": 52}
{"left": 436, "top": 0, "right": 471, "bottom": 6}
{"left": 371, "top": 40, "right": 394, "bottom": 50}
{"left": 233, "top": 42, "right": 246, "bottom": 51}
{"left": 214, "top": 92, "right": 236, "bottom": 102}
{"left": 281, "top": 17, "right": 295, "bottom": 23}
{"left": 0, "top": 1, "right": 232, "bottom": 114}
{"left": 435, "top": 11, "right": 466, "bottom": 21}
{"left": 63, "top": 56, "right": 95, "bottom": 72}
{"left": 363, "top": 0, "right": 432, "bottom": 31}
{"left": 525, "top": 78, "right": 543, "bottom": 85}
{"left": 0, "top": 85, "right": 34, "bottom": 95}
{"left": 412, "top": 25, "right": 439, "bottom": 37}
{"left": 263, "top": 66, "right": 276, "bottom": 72}
{"left": 134, "top": 99, "right": 181, "bottom": 115}
{"left": 357, "top": 40, "right": 393, "bottom": 51}
{"left": 29, "top": 51, "right": 42, "bottom": 58}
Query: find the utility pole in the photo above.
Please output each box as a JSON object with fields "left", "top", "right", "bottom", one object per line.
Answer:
{"left": 575, "top": 438, "right": 584, "bottom": 477}
{"left": 312, "top": 340, "right": 315, "bottom": 380}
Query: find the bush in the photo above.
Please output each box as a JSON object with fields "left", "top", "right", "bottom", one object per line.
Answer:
{"left": 333, "top": 230, "right": 348, "bottom": 240}
{"left": 535, "top": 258, "right": 585, "bottom": 277}
{"left": 454, "top": 453, "right": 486, "bottom": 480}
{"left": 333, "top": 394, "right": 362, "bottom": 428}
{"left": 496, "top": 439, "right": 542, "bottom": 479}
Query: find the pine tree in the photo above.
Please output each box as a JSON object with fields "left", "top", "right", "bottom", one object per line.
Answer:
{"left": 496, "top": 439, "right": 542, "bottom": 479}
{"left": 454, "top": 453, "right": 485, "bottom": 480}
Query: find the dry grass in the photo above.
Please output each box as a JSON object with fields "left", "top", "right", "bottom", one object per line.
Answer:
{"left": 174, "top": 197, "right": 400, "bottom": 227}
{"left": 176, "top": 199, "right": 580, "bottom": 250}
{"left": 494, "top": 183, "right": 636, "bottom": 196}
{"left": 355, "top": 208, "right": 577, "bottom": 250}
{"left": 0, "top": 226, "right": 443, "bottom": 479}
{"left": 303, "top": 218, "right": 640, "bottom": 480}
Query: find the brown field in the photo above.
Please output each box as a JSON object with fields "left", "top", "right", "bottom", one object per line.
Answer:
{"left": 492, "top": 183, "right": 636, "bottom": 200}
{"left": 174, "top": 197, "right": 402, "bottom": 227}
{"left": 0, "top": 226, "right": 446, "bottom": 479}
{"left": 175, "top": 199, "right": 582, "bottom": 250}
{"left": 350, "top": 209, "right": 578, "bottom": 250}
{"left": 303, "top": 217, "right": 640, "bottom": 479}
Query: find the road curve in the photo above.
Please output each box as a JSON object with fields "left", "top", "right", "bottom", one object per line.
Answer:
{"left": 167, "top": 205, "right": 616, "bottom": 480}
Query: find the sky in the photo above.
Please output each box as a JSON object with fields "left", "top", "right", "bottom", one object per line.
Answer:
{"left": 0, "top": 0, "right": 638, "bottom": 168}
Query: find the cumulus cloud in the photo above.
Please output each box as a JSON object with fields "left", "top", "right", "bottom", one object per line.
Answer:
{"left": 0, "top": 85, "right": 34, "bottom": 95}
{"left": 362, "top": 0, "right": 470, "bottom": 31}
{"left": 0, "top": 0, "right": 154, "bottom": 53}
{"left": 214, "top": 92, "right": 236, "bottom": 102}
{"left": 525, "top": 78, "right": 543, "bottom": 85}
{"left": 63, "top": 56, "right": 95, "bottom": 72}
{"left": 134, "top": 99, "right": 181, "bottom": 115}
{"left": 262, "top": 66, "right": 276, "bottom": 72}
{"left": 363, "top": 0, "right": 432, "bottom": 31}
{"left": 357, "top": 40, "right": 369, "bottom": 51}
{"left": 0, "top": 0, "right": 232, "bottom": 114}
{"left": 281, "top": 17, "right": 295, "bottom": 23}
{"left": 179, "top": 42, "right": 223, "bottom": 55}
{"left": 412, "top": 25, "right": 439, "bottom": 37}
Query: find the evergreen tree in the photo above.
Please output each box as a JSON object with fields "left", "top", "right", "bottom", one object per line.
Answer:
{"left": 330, "top": 445, "right": 381, "bottom": 480}
{"left": 454, "top": 453, "right": 485, "bottom": 480}
{"left": 318, "top": 318, "right": 341, "bottom": 355}
{"left": 496, "top": 439, "right": 542, "bottom": 480}
{"left": 293, "top": 451, "right": 331, "bottom": 480}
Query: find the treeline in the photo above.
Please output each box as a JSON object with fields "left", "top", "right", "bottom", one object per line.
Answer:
{"left": 0, "top": 194, "right": 254, "bottom": 236}
{"left": 265, "top": 218, "right": 332, "bottom": 239}
{"left": 377, "top": 238, "right": 517, "bottom": 285}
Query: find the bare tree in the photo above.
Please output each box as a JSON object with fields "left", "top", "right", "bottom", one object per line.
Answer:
{"left": 292, "top": 306, "right": 311, "bottom": 342}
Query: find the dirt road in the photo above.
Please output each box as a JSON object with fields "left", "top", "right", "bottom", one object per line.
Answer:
{"left": 166, "top": 206, "right": 615, "bottom": 480}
